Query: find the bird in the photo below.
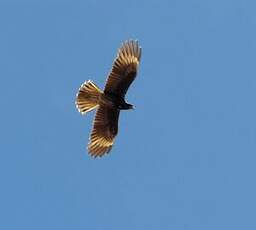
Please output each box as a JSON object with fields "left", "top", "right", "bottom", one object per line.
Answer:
{"left": 75, "top": 40, "right": 142, "bottom": 157}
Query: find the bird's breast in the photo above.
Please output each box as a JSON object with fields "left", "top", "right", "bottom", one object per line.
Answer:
{"left": 100, "top": 92, "right": 125, "bottom": 109}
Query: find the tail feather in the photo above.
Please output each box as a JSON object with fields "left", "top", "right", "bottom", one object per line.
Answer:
{"left": 75, "top": 80, "right": 102, "bottom": 114}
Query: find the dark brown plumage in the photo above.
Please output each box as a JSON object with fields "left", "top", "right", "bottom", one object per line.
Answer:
{"left": 75, "top": 40, "right": 142, "bottom": 157}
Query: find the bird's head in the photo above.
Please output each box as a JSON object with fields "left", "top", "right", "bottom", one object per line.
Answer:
{"left": 125, "top": 103, "right": 135, "bottom": 110}
{"left": 128, "top": 104, "right": 135, "bottom": 110}
{"left": 118, "top": 103, "right": 134, "bottom": 110}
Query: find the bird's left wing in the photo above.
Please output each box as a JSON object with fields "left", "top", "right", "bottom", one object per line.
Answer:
{"left": 104, "top": 40, "right": 142, "bottom": 98}
{"left": 88, "top": 105, "right": 120, "bottom": 157}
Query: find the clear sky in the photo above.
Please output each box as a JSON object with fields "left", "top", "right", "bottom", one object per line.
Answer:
{"left": 1, "top": 0, "right": 256, "bottom": 229}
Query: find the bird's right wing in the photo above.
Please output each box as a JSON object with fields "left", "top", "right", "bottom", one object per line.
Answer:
{"left": 88, "top": 105, "right": 120, "bottom": 157}
{"left": 104, "top": 40, "right": 142, "bottom": 98}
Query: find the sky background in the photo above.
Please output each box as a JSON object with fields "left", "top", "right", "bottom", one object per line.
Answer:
{"left": 1, "top": 0, "right": 256, "bottom": 229}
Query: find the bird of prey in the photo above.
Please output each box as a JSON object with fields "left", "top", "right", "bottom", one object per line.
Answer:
{"left": 75, "top": 40, "right": 142, "bottom": 157}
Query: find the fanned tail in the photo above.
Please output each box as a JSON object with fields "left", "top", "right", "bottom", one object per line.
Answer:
{"left": 75, "top": 80, "right": 102, "bottom": 114}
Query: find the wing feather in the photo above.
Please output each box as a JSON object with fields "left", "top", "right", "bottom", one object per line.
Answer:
{"left": 104, "top": 40, "right": 142, "bottom": 97}
{"left": 88, "top": 105, "right": 120, "bottom": 157}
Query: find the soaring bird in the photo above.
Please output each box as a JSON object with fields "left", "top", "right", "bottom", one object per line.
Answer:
{"left": 75, "top": 40, "right": 142, "bottom": 157}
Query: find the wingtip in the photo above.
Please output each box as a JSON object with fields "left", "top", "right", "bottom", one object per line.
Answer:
{"left": 118, "top": 39, "right": 142, "bottom": 61}
{"left": 87, "top": 139, "right": 114, "bottom": 158}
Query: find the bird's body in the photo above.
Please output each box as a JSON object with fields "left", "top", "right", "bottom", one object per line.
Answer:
{"left": 75, "top": 40, "right": 141, "bottom": 157}
{"left": 99, "top": 92, "right": 133, "bottom": 110}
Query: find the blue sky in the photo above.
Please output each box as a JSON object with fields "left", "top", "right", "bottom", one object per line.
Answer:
{"left": 1, "top": 0, "right": 256, "bottom": 229}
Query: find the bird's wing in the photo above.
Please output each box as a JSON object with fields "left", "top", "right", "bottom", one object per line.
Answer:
{"left": 88, "top": 105, "right": 120, "bottom": 157}
{"left": 104, "top": 40, "right": 142, "bottom": 98}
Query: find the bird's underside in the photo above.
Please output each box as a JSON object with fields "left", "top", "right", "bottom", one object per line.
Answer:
{"left": 75, "top": 40, "right": 142, "bottom": 157}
